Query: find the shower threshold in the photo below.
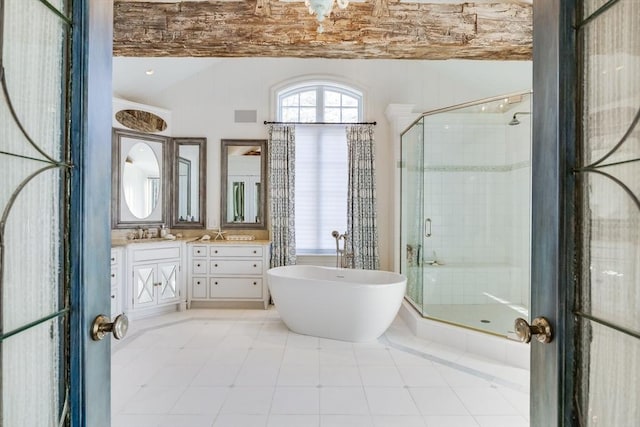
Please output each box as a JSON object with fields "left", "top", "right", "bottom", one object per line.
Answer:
{"left": 422, "top": 303, "right": 529, "bottom": 337}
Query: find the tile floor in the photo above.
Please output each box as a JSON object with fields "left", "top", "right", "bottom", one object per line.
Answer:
{"left": 111, "top": 308, "right": 530, "bottom": 427}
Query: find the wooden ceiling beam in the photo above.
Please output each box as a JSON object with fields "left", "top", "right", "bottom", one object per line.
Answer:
{"left": 113, "top": 1, "right": 532, "bottom": 60}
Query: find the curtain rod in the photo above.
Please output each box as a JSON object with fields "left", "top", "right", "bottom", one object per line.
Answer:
{"left": 264, "top": 121, "right": 377, "bottom": 125}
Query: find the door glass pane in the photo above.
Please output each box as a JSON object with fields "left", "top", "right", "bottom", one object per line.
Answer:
{"left": 577, "top": 0, "right": 640, "bottom": 424}
{"left": 400, "top": 118, "right": 425, "bottom": 313}
{"left": 580, "top": 320, "right": 640, "bottom": 426}
{"left": 2, "top": 168, "right": 62, "bottom": 331}
{"left": 3, "top": 319, "right": 63, "bottom": 426}
{"left": 583, "top": 0, "right": 614, "bottom": 19}
{"left": 583, "top": 171, "right": 639, "bottom": 336}
{"left": 582, "top": 0, "right": 640, "bottom": 166}
{"left": 2, "top": 0, "right": 67, "bottom": 161}
{"left": 1, "top": 1, "right": 71, "bottom": 424}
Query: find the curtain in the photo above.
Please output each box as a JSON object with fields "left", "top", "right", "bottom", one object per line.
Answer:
{"left": 346, "top": 124, "right": 380, "bottom": 270}
{"left": 268, "top": 125, "right": 297, "bottom": 267}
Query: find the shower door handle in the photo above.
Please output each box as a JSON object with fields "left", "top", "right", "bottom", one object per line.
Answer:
{"left": 424, "top": 218, "right": 432, "bottom": 238}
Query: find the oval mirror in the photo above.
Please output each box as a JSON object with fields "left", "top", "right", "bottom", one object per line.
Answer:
{"left": 115, "top": 109, "right": 167, "bottom": 133}
{"left": 122, "top": 142, "right": 161, "bottom": 219}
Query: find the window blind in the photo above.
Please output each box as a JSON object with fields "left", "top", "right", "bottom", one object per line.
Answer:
{"left": 295, "top": 125, "right": 348, "bottom": 254}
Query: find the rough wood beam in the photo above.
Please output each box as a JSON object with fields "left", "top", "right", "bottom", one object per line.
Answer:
{"left": 255, "top": 0, "right": 271, "bottom": 16}
{"left": 113, "top": 1, "right": 532, "bottom": 60}
{"left": 372, "top": 0, "right": 390, "bottom": 18}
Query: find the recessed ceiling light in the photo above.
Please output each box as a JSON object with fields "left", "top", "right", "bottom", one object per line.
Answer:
{"left": 145, "top": 69, "right": 155, "bottom": 76}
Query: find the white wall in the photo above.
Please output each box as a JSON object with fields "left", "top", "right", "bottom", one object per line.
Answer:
{"left": 121, "top": 57, "right": 532, "bottom": 270}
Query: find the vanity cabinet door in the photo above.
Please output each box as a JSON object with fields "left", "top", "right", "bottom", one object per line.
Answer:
{"left": 133, "top": 264, "right": 156, "bottom": 307}
{"left": 132, "top": 262, "right": 181, "bottom": 307}
{"left": 158, "top": 262, "right": 180, "bottom": 304}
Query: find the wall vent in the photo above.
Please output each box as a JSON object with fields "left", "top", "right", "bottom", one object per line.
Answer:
{"left": 234, "top": 110, "right": 257, "bottom": 123}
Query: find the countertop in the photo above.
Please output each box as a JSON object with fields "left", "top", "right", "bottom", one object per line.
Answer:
{"left": 111, "top": 237, "right": 270, "bottom": 247}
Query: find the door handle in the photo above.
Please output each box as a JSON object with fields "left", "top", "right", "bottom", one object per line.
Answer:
{"left": 424, "top": 218, "right": 432, "bottom": 238}
{"left": 514, "top": 317, "right": 552, "bottom": 344}
{"left": 91, "top": 314, "right": 129, "bottom": 341}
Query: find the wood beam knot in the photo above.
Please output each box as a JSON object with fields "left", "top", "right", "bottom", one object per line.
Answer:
{"left": 255, "top": 0, "right": 272, "bottom": 17}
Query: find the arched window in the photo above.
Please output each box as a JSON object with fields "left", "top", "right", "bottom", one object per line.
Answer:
{"left": 277, "top": 83, "right": 363, "bottom": 123}
{"left": 276, "top": 82, "right": 364, "bottom": 255}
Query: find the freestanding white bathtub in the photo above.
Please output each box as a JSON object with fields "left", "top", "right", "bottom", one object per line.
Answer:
{"left": 267, "top": 265, "right": 407, "bottom": 342}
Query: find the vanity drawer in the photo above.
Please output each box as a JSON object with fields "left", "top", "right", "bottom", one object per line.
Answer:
{"left": 192, "top": 259, "right": 207, "bottom": 274}
{"left": 191, "top": 277, "right": 208, "bottom": 299}
{"left": 110, "top": 286, "right": 119, "bottom": 318}
{"left": 210, "top": 260, "right": 262, "bottom": 275}
{"left": 110, "top": 267, "right": 118, "bottom": 287}
{"left": 110, "top": 249, "right": 119, "bottom": 265}
{"left": 192, "top": 245, "right": 208, "bottom": 258}
{"left": 209, "top": 246, "right": 263, "bottom": 258}
{"left": 132, "top": 246, "right": 180, "bottom": 263}
{"left": 209, "top": 278, "right": 262, "bottom": 298}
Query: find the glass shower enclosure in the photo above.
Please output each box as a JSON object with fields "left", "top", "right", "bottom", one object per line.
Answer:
{"left": 400, "top": 91, "right": 532, "bottom": 336}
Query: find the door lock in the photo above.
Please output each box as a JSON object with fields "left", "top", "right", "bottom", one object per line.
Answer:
{"left": 514, "top": 317, "right": 552, "bottom": 344}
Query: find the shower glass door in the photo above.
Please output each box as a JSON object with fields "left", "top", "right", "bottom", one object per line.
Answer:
{"left": 400, "top": 117, "right": 425, "bottom": 313}
{"left": 401, "top": 92, "right": 532, "bottom": 337}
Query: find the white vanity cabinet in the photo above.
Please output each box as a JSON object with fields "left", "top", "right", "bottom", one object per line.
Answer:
{"left": 188, "top": 241, "right": 271, "bottom": 309}
{"left": 110, "top": 247, "right": 124, "bottom": 319}
{"left": 126, "top": 241, "right": 186, "bottom": 319}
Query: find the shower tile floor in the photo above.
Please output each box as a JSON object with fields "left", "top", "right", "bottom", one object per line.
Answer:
{"left": 112, "top": 308, "right": 529, "bottom": 427}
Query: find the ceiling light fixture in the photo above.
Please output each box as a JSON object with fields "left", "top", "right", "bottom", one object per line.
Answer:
{"left": 145, "top": 69, "right": 155, "bottom": 76}
{"left": 305, "top": 0, "right": 349, "bottom": 33}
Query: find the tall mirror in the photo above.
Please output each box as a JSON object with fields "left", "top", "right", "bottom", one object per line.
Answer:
{"left": 171, "top": 138, "right": 207, "bottom": 229}
{"left": 112, "top": 128, "right": 168, "bottom": 228}
{"left": 221, "top": 139, "right": 267, "bottom": 230}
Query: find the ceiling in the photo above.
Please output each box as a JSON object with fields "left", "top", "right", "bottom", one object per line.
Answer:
{"left": 112, "top": 57, "right": 225, "bottom": 101}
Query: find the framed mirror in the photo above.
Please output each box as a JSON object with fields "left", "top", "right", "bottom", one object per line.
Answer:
{"left": 112, "top": 128, "right": 169, "bottom": 228}
{"left": 221, "top": 139, "right": 267, "bottom": 230}
{"left": 171, "top": 138, "right": 207, "bottom": 229}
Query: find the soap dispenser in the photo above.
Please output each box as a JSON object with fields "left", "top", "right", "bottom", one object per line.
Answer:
{"left": 160, "top": 224, "right": 167, "bottom": 238}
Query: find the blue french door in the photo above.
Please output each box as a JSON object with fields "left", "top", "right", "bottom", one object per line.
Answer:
{"left": 532, "top": 0, "right": 640, "bottom": 425}
{"left": 1, "top": 1, "right": 112, "bottom": 425}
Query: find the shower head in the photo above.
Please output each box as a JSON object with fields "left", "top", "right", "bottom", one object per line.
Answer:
{"left": 509, "top": 111, "right": 531, "bottom": 126}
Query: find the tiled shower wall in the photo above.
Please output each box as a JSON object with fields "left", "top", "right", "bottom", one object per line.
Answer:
{"left": 421, "top": 113, "right": 531, "bottom": 306}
